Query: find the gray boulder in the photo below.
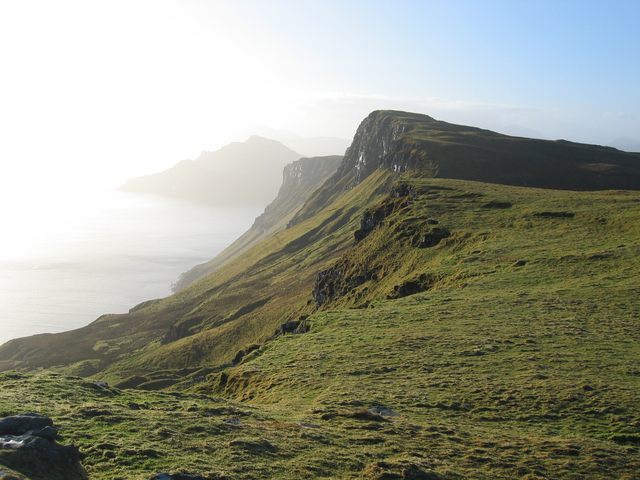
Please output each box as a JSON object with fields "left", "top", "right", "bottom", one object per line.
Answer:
{"left": 0, "top": 414, "right": 53, "bottom": 437}
{"left": 0, "top": 414, "right": 87, "bottom": 480}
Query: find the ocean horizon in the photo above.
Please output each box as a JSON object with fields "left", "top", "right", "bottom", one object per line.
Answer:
{"left": 0, "top": 189, "right": 260, "bottom": 346}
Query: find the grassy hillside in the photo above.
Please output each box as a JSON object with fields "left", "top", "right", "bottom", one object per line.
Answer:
{"left": 4, "top": 111, "right": 639, "bottom": 377}
{"left": 173, "top": 155, "right": 342, "bottom": 291}
{"left": 2, "top": 177, "right": 640, "bottom": 479}
{"left": 1, "top": 110, "right": 640, "bottom": 478}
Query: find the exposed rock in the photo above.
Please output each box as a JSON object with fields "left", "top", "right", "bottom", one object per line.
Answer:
{"left": 368, "top": 406, "right": 398, "bottom": 418}
{"left": 0, "top": 467, "right": 28, "bottom": 479}
{"left": 388, "top": 274, "right": 437, "bottom": 299}
{"left": 313, "top": 262, "right": 379, "bottom": 306}
{"left": 334, "top": 111, "right": 419, "bottom": 187}
{"left": 391, "top": 183, "right": 416, "bottom": 198}
{"left": 150, "top": 474, "right": 208, "bottom": 480}
{"left": 277, "top": 318, "right": 310, "bottom": 335}
{"left": 280, "top": 320, "right": 301, "bottom": 334}
{"left": 0, "top": 415, "right": 53, "bottom": 437}
{"left": 0, "top": 414, "right": 87, "bottom": 480}
{"left": 255, "top": 156, "right": 343, "bottom": 232}
{"left": 411, "top": 227, "right": 451, "bottom": 248}
{"left": 348, "top": 409, "right": 389, "bottom": 422}
{"left": 354, "top": 198, "right": 409, "bottom": 243}
{"left": 231, "top": 344, "right": 261, "bottom": 366}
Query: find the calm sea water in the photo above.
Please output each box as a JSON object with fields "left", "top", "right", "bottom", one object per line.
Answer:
{"left": 0, "top": 190, "right": 260, "bottom": 346}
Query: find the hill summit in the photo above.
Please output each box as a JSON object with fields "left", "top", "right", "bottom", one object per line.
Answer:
{"left": 291, "top": 110, "right": 640, "bottom": 225}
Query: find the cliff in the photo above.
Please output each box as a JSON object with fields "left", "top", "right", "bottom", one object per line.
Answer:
{"left": 290, "top": 110, "right": 640, "bottom": 225}
{"left": 173, "top": 155, "right": 342, "bottom": 290}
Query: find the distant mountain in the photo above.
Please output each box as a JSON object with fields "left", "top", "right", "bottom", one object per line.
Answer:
{"left": 173, "top": 155, "right": 342, "bottom": 291}
{"left": 119, "top": 136, "right": 302, "bottom": 206}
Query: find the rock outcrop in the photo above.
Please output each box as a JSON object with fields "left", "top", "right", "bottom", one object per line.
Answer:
{"left": 0, "top": 414, "right": 87, "bottom": 480}
{"left": 290, "top": 109, "right": 640, "bottom": 226}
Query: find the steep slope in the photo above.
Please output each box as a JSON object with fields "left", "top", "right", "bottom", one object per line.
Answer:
{"left": 2, "top": 110, "right": 640, "bottom": 376}
{"left": 0, "top": 168, "right": 390, "bottom": 374}
{"left": 119, "top": 136, "right": 302, "bottom": 206}
{"left": 290, "top": 110, "right": 640, "bottom": 225}
{"left": 2, "top": 178, "right": 640, "bottom": 479}
{"left": 173, "top": 155, "right": 342, "bottom": 291}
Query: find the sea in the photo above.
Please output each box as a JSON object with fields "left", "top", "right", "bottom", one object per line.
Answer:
{"left": 0, "top": 189, "right": 260, "bottom": 346}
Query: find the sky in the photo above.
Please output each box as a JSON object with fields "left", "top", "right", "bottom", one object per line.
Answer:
{"left": 0, "top": 0, "right": 638, "bottom": 197}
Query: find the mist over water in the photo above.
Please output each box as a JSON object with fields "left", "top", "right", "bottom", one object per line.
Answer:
{"left": 0, "top": 189, "right": 260, "bottom": 346}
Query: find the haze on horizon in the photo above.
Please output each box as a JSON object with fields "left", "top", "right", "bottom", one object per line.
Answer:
{"left": 0, "top": 0, "right": 639, "bottom": 199}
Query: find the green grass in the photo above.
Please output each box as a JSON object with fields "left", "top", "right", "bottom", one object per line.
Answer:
{"left": 2, "top": 164, "right": 640, "bottom": 478}
{"left": 201, "top": 177, "right": 640, "bottom": 478}
{"left": 3, "top": 176, "right": 639, "bottom": 478}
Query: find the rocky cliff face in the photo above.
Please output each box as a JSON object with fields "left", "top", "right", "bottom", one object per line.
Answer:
{"left": 289, "top": 111, "right": 436, "bottom": 226}
{"left": 173, "top": 155, "right": 342, "bottom": 291}
{"left": 290, "top": 109, "right": 640, "bottom": 227}
{"left": 253, "top": 155, "right": 342, "bottom": 231}
{"left": 0, "top": 414, "right": 87, "bottom": 480}
{"left": 334, "top": 110, "right": 419, "bottom": 186}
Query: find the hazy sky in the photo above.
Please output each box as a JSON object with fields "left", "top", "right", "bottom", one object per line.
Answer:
{"left": 1, "top": 0, "right": 638, "bottom": 195}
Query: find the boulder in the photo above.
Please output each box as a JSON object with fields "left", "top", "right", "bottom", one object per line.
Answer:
{"left": 411, "top": 227, "right": 451, "bottom": 248}
{"left": 0, "top": 414, "right": 87, "bottom": 480}
{"left": 0, "top": 467, "right": 28, "bottom": 479}
{"left": 0, "top": 414, "right": 53, "bottom": 437}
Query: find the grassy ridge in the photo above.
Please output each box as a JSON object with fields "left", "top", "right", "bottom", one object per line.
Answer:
{"left": 2, "top": 177, "right": 639, "bottom": 478}
{"left": 2, "top": 110, "right": 640, "bottom": 478}
{"left": 0, "top": 169, "right": 392, "bottom": 377}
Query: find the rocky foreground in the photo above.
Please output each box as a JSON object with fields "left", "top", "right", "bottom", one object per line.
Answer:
{"left": 0, "top": 413, "right": 86, "bottom": 480}
{"left": 0, "top": 411, "right": 219, "bottom": 479}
